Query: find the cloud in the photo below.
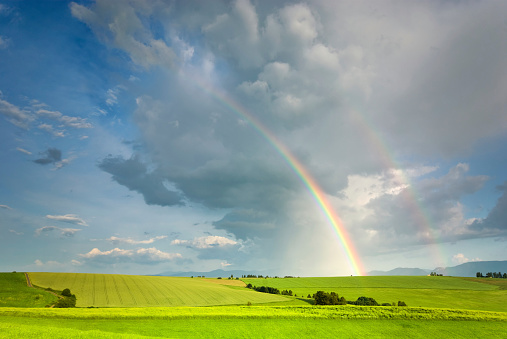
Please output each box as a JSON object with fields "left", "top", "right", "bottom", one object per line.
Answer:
{"left": 0, "top": 204, "right": 12, "bottom": 210}
{"left": 79, "top": 247, "right": 182, "bottom": 264}
{"left": 73, "top": 0, "right": 507, "bottom": 274}
{"left": 0, "top": 35, "right": 9, "bottom": 49}
{"left": 46, "top": 214, "right": 88, "bottom": 226}
{"left": 16, "top": 147, "right": 32, "bottom": 155}
{"left": 33, "top": 148, "right": 62, "bottom": 165}
{"left": 0, "top": 98, "right": 32, "bottom": 128}
{"left": 452, "top": 253, "right": 481, "bottom": 265}
{"left": 34, "top": 259, "right": 65, "bottom": 267}
{"left": 98, "top": 155, "right": 184, "bottom": 206}
{"left": 106, "top": 235, "right": 167, "bottom": 245}
{"left": 38, "top": 123, "right": 65, "bottom": 137}
{"left": 9, "top": 229, "right": 23, "bottom": 236}
{"left": 471, "top": 182, "right": 507, "bottom": 234}
{"left": 35, "top": 226, "right": 81, "bottom": 237}
{"left": 171, "top": 235, "right": 237, "bottom": 249}
{"left": 70, "top": 1, "right": 177, "bottom": 69}
{"left": 37, "top": 109, "right": 92, "bottom": 129}
{"left": 33, "top": 148, "right": 74, "bottom": 169}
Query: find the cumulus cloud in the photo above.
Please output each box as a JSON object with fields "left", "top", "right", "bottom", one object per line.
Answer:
{"left": 46, "top": 214, "right": 88, "bottom": 226}
{"left": 106, "top": 235, "right": 167, "bottom": 245}
{"left": 0, "top": 35, "right": 9, "bottom": 49}
{"left": 79, "top": 247, "right": 182, "bottom": 264}
{"left": 452, "top": 253, "right": 481, "bottom": 265}
{"left": 74, "top": 0, "right": 507, "bottom": 273}
{"left": 35, "top": 226, "right": 81, "bottom": 237}
{"left": 171, "top": 235, "right": 237, "bottom": 249}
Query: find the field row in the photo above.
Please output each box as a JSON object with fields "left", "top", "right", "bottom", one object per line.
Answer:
{"left": 28, "top": 273, "right": 287, "bottom": 307}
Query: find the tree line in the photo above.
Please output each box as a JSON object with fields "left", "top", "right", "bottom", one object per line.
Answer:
{"left": 313, "top": 291, "right": 406, "bottom": 306}
{"left": 476, "top": 272, "right": 507, "bottom": 278}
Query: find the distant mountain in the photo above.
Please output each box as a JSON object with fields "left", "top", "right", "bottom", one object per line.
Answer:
{"left": 434, "top": 261, "right": 507, "bottom": 277}
{"left": 368, "top": 260, "right": 507, "bottom": 277}
{"left": 157, "top": 269, "right": 269, "bottom": 278}
{"left": 368, "top": 267, "right": 431, "bottom": 276}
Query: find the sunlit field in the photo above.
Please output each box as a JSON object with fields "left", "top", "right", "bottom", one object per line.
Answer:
{"left": 241, "top": 276, "right": 507, "bottom": 312}
{"left": 1, "top": 272, "right": 506, "bottom": 338}
{"left": 28, "top": 272, "right": 287, "bottom": 307}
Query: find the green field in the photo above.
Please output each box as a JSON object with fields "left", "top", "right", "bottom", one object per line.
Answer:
{"left": 28, "top": 272, "right": 288, "bottom": 307}
{"left": 0, "top": 273, "right": 57, "bottom": 307}
{"left": 2, "top": 273, "right": 505, "bottom": 338}
{"left": 241, "top": 276, "right": 507, "bottom": 312}
{"left": 0, "top": 306, "right": 505, "bottom": 338}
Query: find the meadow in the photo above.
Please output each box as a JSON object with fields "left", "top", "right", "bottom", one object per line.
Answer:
{"left": 242, "top": 276, "right": 507, "bottom": 312}
{"left": 0, "top": 272, "right": 57, "bottom": 307}
{"left": 0, "top": 306, "right": 506, "bottom": 338}
{"left": 1, "top": 272, "right": 506, "bottom": 338}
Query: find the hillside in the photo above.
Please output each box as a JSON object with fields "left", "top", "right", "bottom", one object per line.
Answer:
{"left": 241, "top": 276, "right": 507, "bottom": 312}
{"left": 28, "top": 272, "right": 287, "bottom": 307}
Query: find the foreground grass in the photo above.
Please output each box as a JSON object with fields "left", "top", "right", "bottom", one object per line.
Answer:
{"left": 241, "top": 276, "right": 507, "bottom": 312}
{"left": 0, "top": 273, "right": 57, "bottom": 307}
{"left": 28, "top": 273, "right": 287, "bottom": 307}
{"left": 0, "top": 306, "right": 505, "bottom": 338}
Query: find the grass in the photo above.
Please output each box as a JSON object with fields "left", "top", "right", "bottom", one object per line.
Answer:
{"left": 0, "top": 306, "right": 505, "bottom": 338}
{"left": 0, "top": 273, "right": 57, "bottom": 308}
{"left": 28, "top": 273, "right": 288, "bottom": 307}
{"left": 241, "top": 276, "right": 507, "bottom": 312}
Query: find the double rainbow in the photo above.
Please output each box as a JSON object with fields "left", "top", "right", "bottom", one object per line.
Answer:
{"left": 191, "top": 77, "right": 365, "bottom": 276}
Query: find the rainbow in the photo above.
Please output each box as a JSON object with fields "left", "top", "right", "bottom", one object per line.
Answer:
{"left": 188, "top": 76, "right": 365, "bottom": 276}
{"left": 349, "top": 107, "right": 446, "bottom": 267}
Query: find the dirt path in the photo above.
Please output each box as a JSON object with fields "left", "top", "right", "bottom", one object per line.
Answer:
{"left": 25, "top": 272, "right": 62, "bottom": 307}
{"left": 24, "top": 272, "right": 32, "bottom": 287}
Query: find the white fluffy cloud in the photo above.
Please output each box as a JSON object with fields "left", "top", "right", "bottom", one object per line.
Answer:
{"left": 172, "top": 236, "right": 238, "bottom": 249}
{"left": 80, "top": 247, "right": 182, "bottom": 264}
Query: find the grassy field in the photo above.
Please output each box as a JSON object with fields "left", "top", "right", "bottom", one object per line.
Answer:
{"left": 0, "top": 273, "right": 57, "bottom": 307}
{"left": 241, "top": 276, "right": 507, "bottom": 312}
{"left": 2, "top": 273, "right": 506, "bottom": 338}
{"left": 28, "top": 272, "right": 288, "bottom": 307}
{"left": 0, "top": 306, "right": 505, "bottom": 338}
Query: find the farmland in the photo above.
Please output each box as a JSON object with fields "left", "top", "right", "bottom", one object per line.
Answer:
{"left": 1, "top": 272, "right": 506, "bottom": 337}
{"left": 28, "top": 272, "right": 288, "bottom": 307}
{"left": 242, "top": 276, "right": 507, "bottom": 312}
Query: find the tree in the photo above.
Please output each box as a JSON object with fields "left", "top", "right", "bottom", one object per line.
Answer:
{"left": 61, "top": 288, "right": 72, "bottom": 297}
{"left": 476, "top": 272, "right": 483, "bottom": 278}
{"left": 398, "top": 301, "right": 407, "bottom": 306}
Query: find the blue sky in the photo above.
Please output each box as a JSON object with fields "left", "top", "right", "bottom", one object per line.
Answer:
{"left": 0, "top": 0, "right": 506, "bottom": 276}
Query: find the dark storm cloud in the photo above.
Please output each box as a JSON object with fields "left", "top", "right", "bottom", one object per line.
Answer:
{"left": 472, "top": 182, "right": 507, "bottom": 233}
{"left": 98, "top": 155, "right": 184, "bottom": 206}
{"left": 33, "top": 148, "right": 61, "bottom": 165}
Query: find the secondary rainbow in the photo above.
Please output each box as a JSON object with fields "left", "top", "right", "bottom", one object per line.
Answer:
{"left": 349, "top": 107, "right": 447, "bottom": 266}
{"left": 190, "top": 76, "right": 365, "bottom": 276}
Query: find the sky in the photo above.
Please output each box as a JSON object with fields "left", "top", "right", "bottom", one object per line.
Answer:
{"left": 0, "top": 0, "right": 506, "bottom": 277}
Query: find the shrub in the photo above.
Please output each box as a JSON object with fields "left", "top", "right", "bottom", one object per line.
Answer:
{"left": 61, "top": 288, "right": 72, "bottom": 297}
{"left": 54, "top": 296, "right": 76, "bottom": 308}
{"left": 398, "top": 301, "right": 407, "bottom": 306}
{"left": 353, "top": 296, "right": 379, "bottom": 306}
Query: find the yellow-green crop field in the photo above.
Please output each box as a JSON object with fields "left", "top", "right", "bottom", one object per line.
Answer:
{"left": 28, "top": 272, "right": 288, "bottom": 307}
